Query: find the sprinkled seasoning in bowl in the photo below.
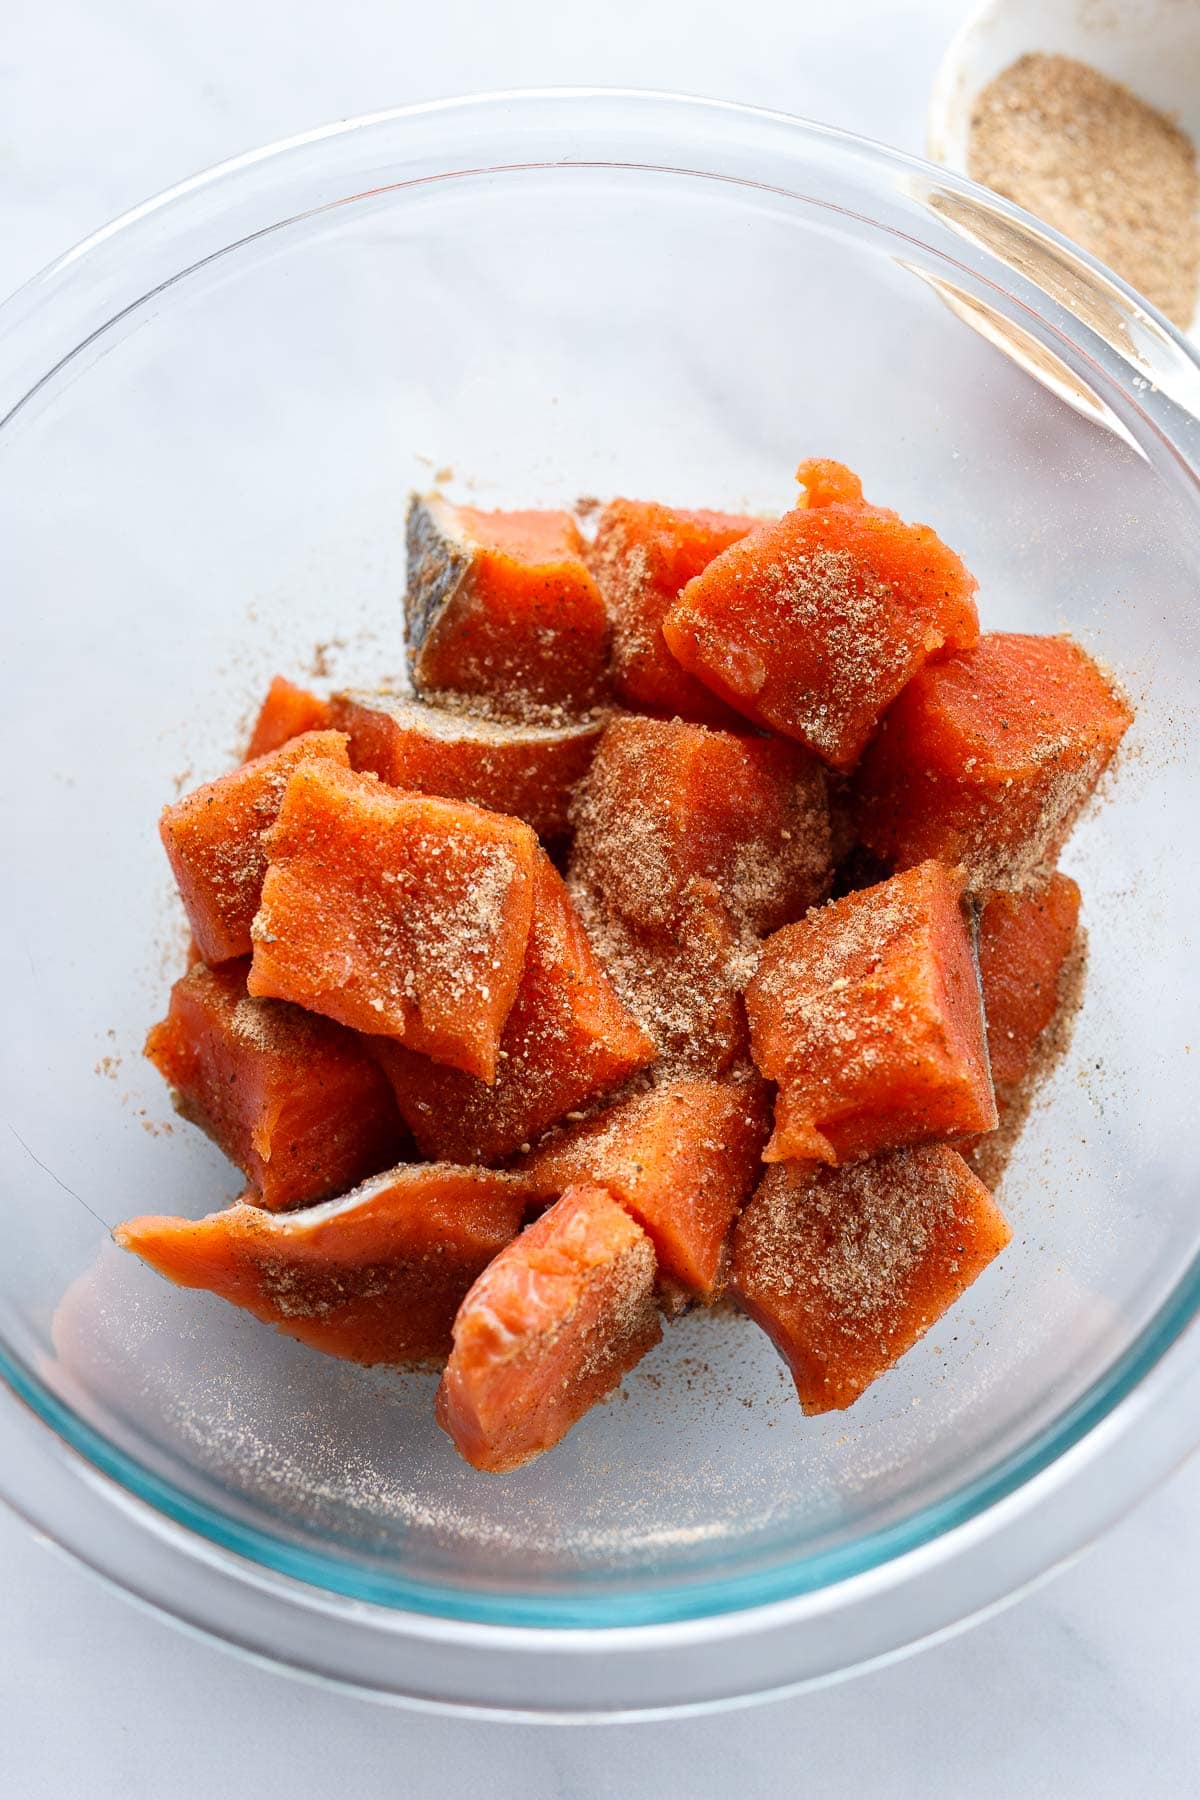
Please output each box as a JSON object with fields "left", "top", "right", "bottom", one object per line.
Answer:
{"left": 968, "top": 51, "right": 1200, "bottom": 328}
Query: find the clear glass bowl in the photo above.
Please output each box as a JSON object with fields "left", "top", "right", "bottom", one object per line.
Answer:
{"left": 1, "top": 91, "right": 1198, "bottom": 1719}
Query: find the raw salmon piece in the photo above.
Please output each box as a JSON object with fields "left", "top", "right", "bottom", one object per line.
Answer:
{"left": 406, "top": 495, "right": 610, "bottom": 716}
{"left": 731, "top": 1146, "right": 1011, "bottom": 1412}
{"left": 746, "top": 860, "right": 997, "bottom": 1164}
{"left": 963, "top": 873, "right": 1085, "bottom": 1182}
{"left": 145, "top": 960, "right": 407, "bottom": 1210}
{"left": 329, "top": 688, "right": 603, "bottom": 841}
{"left": 376, "top": 850, "right": 654, "bottom": 1163}
{"left": 662, "top": 501, "right": 979, "bottom": 769}
{"left": 435, "top": 1184, "right": 661, "bottom": 1471}
{"left": 570, "top": 714, "right": 831, "bottom": 939}
{"left": 852, "top": 633, "right": 1133, "bottom": 890}
{"left": 245, "top": 675, "right": 332, "bottom": 760}
{"left": 160, "top": 730, "right": 350, "bottom": 965}
{"left": 115, "top": 1165, "right": 531, "bottom": 1366}
{"left": 589, "top": 499, "right": 761, "bottom": 723}
{"left": 248, "top": 762, "right": 537, "bottom": 1081}
{"left": 977, "top": 873, "right": 1082, "bottom": 1093}
{"left": 518, "top": 1076, "right": 771, "bottom": 1299}
{"left": 569, "top": 877, "right": 752, "bottom": 1079}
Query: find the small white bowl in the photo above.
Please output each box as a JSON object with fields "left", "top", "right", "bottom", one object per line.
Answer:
{"left": 930, "top": 0, "right": 1200, "bottom": 325}
{"left": 926, "top": 0, "right": 1200, "bottom": 421}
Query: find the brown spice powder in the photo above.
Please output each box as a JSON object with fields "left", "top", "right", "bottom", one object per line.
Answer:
{"left": 968, "top": 53, "right": 1199, "bottom": 328}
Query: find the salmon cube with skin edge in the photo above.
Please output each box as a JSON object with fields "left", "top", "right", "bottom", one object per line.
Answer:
{"left": 244, "top": 675, "right": 332, "bottom": 761}
{"left": 662, "top": 498, "right": 979, "bottom": 770}
{"left": 517, "top": 1075, "right": 772, "bottom": 1300}
{"left": 160, "top": 730, "right": 350, "bottom": 966}
{"left": 248, "top": 762, "right": 538, "bottom": 1081}
{"left": 746, "top": 860, "right": 997, "bottom": 1165}
{"left": 569, "top": 714, "right": 832, "bottom": 940}
{"left": 731, "top": 1146, "right": 1012, "bottom": 1413}
{"left": 436, "top": 1183, "right": 662, "bottom": 1473}
{"left": 114, "top": 1164, "right": 532, "bottom": 1367}
{"left": 374, "top": 848, "right": 655, "bottom": 1165}
{"left": 145, "top": 960, "right": 408, "bottom": 1211}
{"left": 329, "top": 688, "right": 604, "bottom": 842}
{"left": 589, "top": 499, "right": 763, "bottom": 724}
{"left": 851, "top": 633, "right": 1134, "bottom": 891}
{"left": 406, "top": 495, "right": 611, "bottom": 717}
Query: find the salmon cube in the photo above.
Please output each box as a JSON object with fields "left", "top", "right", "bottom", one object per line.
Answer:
{"left": 406, "top": 495, "right": 610, "bottom": 716}
{"left": 435, "top": 1184, "right": 661, "bottom": 1471}
{"left": 160, "top": 731, "right": 350, "bottom": 965}
{"left": 245, "top": 675, "right": 332, "bottom": 760}
{"left": 570, "top": 715, "right": 831, "bottom": 939}
{"left": 731, "top": 1146, "right": 1011, "bottom": 1412}
{"left": 746, "top": 860, "right": 997, "bottom": 1164}
{"left": 589, "top": 499, "right": 761, "bottom": 723}
{"left": 145, "top": 960, "right": 408, "bottom": 1210}
{"left": 851, "top": 634, "right": 1134, "bottom": 890}
{"left": 248, "top": 762, "right": 537, "bottom": 1081}
{"left": 114, "top": 1165, "right": 531, "bottom": 1366}
{"left": 662, "top": 501, "right": 979, "bottom": 769}
{"left": 570, "top": 878, "right": 751, "bottom": 1078}
{"left": 518, "top": 1076, "right": 771, "bottom": 1299}
{"left": 978, "top": 872, "right": 1082, "bottom": 1093}
{"left": 375, "top": 850, "right": 654, "bottom": 1163}
{"left": 329, "top": 688, "right": 603, "bottom": 841}
{"left": 966, "top": 873, "right": 1084, "bottom": 1182}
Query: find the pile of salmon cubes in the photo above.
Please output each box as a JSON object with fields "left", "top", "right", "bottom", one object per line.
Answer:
{"left": 118, "top": 458, "right": 1132, "bottom": 1471}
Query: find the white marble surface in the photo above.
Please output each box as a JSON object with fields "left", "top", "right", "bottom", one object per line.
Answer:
{"left": 3, "top": 1467, "right": 1198, "bottom": 1797}
{"left": 1, "top": 0, "right": 1197, "bottom": 1790}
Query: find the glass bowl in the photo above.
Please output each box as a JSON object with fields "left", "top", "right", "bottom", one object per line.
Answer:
{"left": 1, "top": 90, "right": 1198, "bottom": 1720}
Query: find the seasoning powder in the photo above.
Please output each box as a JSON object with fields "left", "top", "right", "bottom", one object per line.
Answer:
{"left": 968, "top": 52, "right": 1200, "bottom": 328}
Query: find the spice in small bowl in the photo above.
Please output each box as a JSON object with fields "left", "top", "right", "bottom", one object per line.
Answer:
{"left": 968, "top": 51, "right": 1199, "bottom": 329}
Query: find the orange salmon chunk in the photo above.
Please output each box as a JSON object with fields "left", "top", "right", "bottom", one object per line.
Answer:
{"left": 518, "top": 1077, "right": 771, "bottom": 1299}
{"left": 569, "top": 878, "right": 751, "bottom": 1078}
{"left": 731, "top": 1146, "right": 1011, "bottom": 1412}
{"left": 746, "top": 860, "right": 997, "bottom": 1164}
{"left": 160, "top": 730, "right": 350, "bottom": 965}
{"left": 146, "top": 960, "right": 408, "bottom": 1210}
{"left": 248, "top": 762, "right": 537, "bottom": 1080}
{"left": 376, "top": 849, "right": 654, "bottom": 1163}
{"left": 329, "top": 688, "right": 603, "bottom": 841}
{"left": 851, "top": 633, "right": 1133, "bottom": 890}
{"left": 435, "top": 1184, "right": 661, "bottom": 1471}
{"left": 977, "top": 872, "right": 1082, "bottom": 1094}
{"left": 570, "top": 714, "right": 831, "bottom": 940}
{"left": 589, "top": 499, "right": 762, "bottom": 722}
{"left": 965, "top": 872, "right": 1085, "bottom": 1182}
{"left": 406, "top": 495, "right": 610, "bottom": 716}
{"left": 115, "top": 1165, "right": 531, "bottom": 1366}
{"left": 662, "top": 501, "right": 979, "bottom": 769}
{"left": 245, "top": 675, "right": 332, "bottom": 760}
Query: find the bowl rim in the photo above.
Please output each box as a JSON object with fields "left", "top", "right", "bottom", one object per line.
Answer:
{"left": 1, "top": 86, "right": 1198, "bottom": 1699}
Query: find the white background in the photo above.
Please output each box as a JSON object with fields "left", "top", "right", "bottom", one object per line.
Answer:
{"left": 2, "top": 0, "right": 1197, "bottom": 1792}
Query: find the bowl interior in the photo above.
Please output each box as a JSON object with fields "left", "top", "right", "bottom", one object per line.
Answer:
{"left": 2, "top": 123, "right": 1198, "bottom": 1625}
